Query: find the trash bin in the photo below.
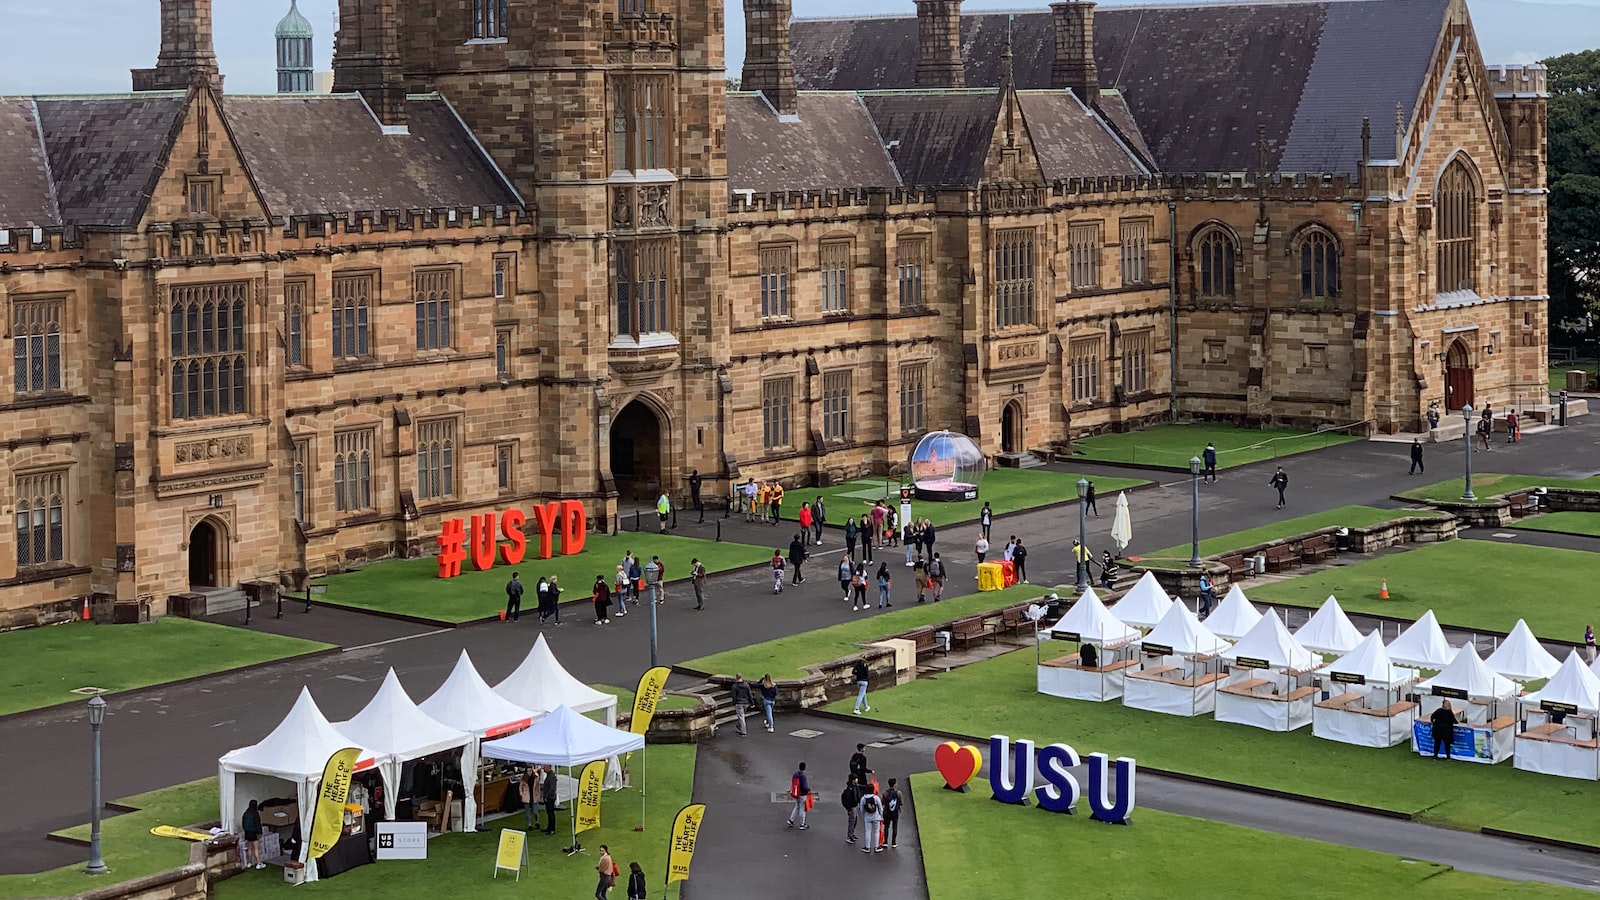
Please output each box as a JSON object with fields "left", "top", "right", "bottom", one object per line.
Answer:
{"left": 1252, "top": 553, "right": 1267, "bottom": 574}
{"left": 1335, "top": 528, "right": 1351, "bottom": 552}
{"left": 935, "top": 631, "right": 952, "bottom": 652}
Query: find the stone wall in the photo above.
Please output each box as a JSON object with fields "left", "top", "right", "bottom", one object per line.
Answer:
{"left": 52, "top": 835, "right": 240, "bottom": 900}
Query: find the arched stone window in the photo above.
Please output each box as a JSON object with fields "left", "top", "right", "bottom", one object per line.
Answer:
{"left": 1195, "top": 228, "right": 1237, "bottom": 299}
{"left": 1297, "top": 227, "right": 1340, "bottom": 299}
{"left": 1436, "top": 159, "right": 1477, "bottom": 294}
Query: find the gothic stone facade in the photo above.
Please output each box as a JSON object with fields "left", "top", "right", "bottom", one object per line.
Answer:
{"left": 0, "top": 0, "right": 1545, "bottom": 626}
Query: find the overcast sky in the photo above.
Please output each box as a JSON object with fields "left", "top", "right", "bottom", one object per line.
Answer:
{"left": 0, "top": 0, "right": 1593, "bottom": 95}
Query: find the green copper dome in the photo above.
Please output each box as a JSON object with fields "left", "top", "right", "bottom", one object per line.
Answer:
{"left": 275, "top": 0, "right": 314, "bottom": 39}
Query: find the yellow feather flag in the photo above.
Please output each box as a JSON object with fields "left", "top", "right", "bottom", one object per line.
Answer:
{"left": 629, "top": 666, "right": 671, "bottom": 735}
{"left": 307, "top": 747, "right": 362, "bottom": 859}
{"left": 574, "top": 759, "right": 606, "bottom": 833}
{"left": 665, "top": 803, "right": 706, "bottom": 885}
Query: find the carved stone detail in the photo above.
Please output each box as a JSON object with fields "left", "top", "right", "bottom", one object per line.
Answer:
{"left": 638, "top": 185, "right": 671, "bottom": 228}
{"left": 611, "top": 187, "right": 634, "bottom": 229}
{"left": 175, "top": 436, "right": 253, "bottom": 464}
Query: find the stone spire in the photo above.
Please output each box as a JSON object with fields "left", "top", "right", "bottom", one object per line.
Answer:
{"left": 276, "top": 0, "right": 315, "bottom": 94}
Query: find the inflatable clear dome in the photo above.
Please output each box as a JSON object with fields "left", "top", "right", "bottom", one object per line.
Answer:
{"left": 910, "top": 431, "right": 985, "bottom": 502}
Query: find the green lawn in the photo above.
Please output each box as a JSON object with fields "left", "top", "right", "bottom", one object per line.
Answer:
{"left": 1134, "top": 505, "right": 1441, "bottom": 566}
{"left": 843, "top": 648, "right": 1600, "bottom": 850}
{"left": 1549, "top": 362, "right": 1595, "bottom": 393}
{"left": 0, "top": 618, "right": 332, "bottom": 717}
{"left": 313, "top": 532, "right": 772, "bottom": 624}
{"left": 679, "top": 583, "right": 1047, "bottom": 680}
{"left": 1515, "top": 511, "right": 1600, "bottom": 538}
{"left": 913, "top": 771, "right": 1582, "bottom": 899}
{"left": 0, "top": 779, "right": 220, "bottom": 899}
{"left": 781, "top": 468, "right": 1147, "bottom": 531}
{"left": 213, "top": 744, "right": 696, "bottom": 900}
{"left": 1394, "top": 473, "right": 1600, "bottom": 506}
{"left": 1247, "top": 541, "right": 1600, "bottom": 644}
{"left": 1069, "top": 423, "right": 1362, "bottom": 470}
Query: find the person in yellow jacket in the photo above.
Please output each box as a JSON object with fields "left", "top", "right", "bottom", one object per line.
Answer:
{"left": 769, "top": 483, "right": 785, "bottom": 525}
{"left": 655, "top": 493, "right": 671, "bottom": 533}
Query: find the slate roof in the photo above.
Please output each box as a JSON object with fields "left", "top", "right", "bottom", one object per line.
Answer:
{"left": 225, "top": 95, "right": 521, "bottom": 219}
{"left": 861, "top": 91, "right": 1001, "bottom": 187}
{"left": 1017, "top": 91, "right": 1149, "bottom": 179}
{"left": 0, "top": 99, "right": 59, "bottom": 228}
{"left": 789, "top": 0, "right": 1450, "bottom": 175}
{"left": 726, "top": 91, "right": 901, "bottom": 192}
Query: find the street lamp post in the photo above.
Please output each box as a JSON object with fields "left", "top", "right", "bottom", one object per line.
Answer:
{"left": 1461, "top": 403, "right": 1476, "bottom": 501}
{"left": 1075, "top": 478, "right": 1090, "bottom": 594}
{"left": 86, "top": 695, "right": 108, "bottom": 875}
{"left": 1189, "top": 456, "right": 1203, "bottom": 568}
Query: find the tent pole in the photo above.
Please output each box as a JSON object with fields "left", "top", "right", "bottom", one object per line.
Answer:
{"left": 639, "top": 747, "right": 646, "bottom": 831}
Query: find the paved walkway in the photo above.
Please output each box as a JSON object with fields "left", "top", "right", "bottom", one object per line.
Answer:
{"left": 3, "top": 418, "right": 1598, "bottom": 876}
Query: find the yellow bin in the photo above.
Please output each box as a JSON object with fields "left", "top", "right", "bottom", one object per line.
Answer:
{"left": 976, "top": 562, "right": 1004, "bottom": 592}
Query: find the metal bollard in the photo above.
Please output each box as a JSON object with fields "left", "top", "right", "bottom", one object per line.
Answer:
{"left": 634, "top": 510, "right": 641, "bottom": 532}
{"left": 276, "top": 591, "right": 284, "bottom": 619}
{"left": 716, "top": 521, "right": 722, "bottom": 542}
{"left": 244, "top": 591, "right": 252, "bottom": 627}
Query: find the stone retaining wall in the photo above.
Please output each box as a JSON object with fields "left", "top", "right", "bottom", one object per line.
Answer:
{"left": 616, "top": 693, "right": 719, "bottom": 743}
{"left": 50, "top": 835, "right": 240, "bottom": 900}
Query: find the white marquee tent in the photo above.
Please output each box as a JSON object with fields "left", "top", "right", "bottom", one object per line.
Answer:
{"left": 418, "top": 650, "right": 537, "bottom": 827}
{"left": 1111, "top": 571, "right": 1175, "bottom": 630}
{"left": 494, "top": 634, "right": 620, "bottom": 724}
{"left": 1384, "top": 610, "right": 1458, "bottom": 669}
{"left": 1484, "top": 620, "right": 1562, "bottom": 683}
{"left": 1040, "top": 588, "right": 1141, "bottom": 701}
{"left": 335, "top": 668, "right": 476, "bottom": 824}
{"left": 1413, "top": 644, "right": 1519, "bottom": 764}
{"left": 1293, "top": 596, "right": 1363, "bottom": 655}
{"left": 1516, "top": 652, "right": 1600, "bottom": 780}
{"left": 1124, "top": 601, "right": 1231, "bottom": 717}
{"left": 1205, "top": 585, "right": 1263, "bottom": 641}
{"left": 1216, "top": 611, "right": 1321, "bottom": 731}
{"left": 1312, "top": 631, "right": 1418, "bottom": 748}
{"left": 218, "top": 688, "right": 378, "bottom": 884}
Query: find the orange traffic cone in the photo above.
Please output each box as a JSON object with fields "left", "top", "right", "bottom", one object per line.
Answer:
{"left": 1380, "top": 579, "right": 1389, "bottom": 600}
{"left": 81, "top": 597, "right": 91, "bottom": 621}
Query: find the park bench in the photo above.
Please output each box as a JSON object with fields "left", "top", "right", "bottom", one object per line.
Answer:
{"left": 1299, "top": 534, "right": 1337, "bottom": 563}
{"left": 905, "top": 627, "right": 946, "bottom": 658}
{"left": 1263, "top": 544, "right": 1300, "bottom": 573}
{"left": 950, "top": 615, "right": 996, "bottom": 651}
{"left": 996, "top": 604, "right": 1032, "bottom": 638}
{"left": 1219, "top": 554, "right": 1254, "bottom": 579}
{"left": 1505, "top": 491, "right": 1535, "bottom": 517}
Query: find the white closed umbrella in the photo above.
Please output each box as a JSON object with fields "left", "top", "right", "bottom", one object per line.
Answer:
{"left": 1110, "top": 492, "right": 1132, "bottom": 554}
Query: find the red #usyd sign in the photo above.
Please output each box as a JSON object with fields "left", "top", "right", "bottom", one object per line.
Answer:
{"left": 436, "top": 500, "right": 588, "bottom": 578}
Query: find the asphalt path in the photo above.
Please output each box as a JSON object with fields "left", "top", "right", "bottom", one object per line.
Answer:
{"left": 4, "top": 418, "right": 1598, "bottom": 877}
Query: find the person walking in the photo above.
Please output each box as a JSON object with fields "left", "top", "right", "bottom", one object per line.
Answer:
{"left": 786, "top": 762, "right": 811, "bottom": 829}
{"left": 1506, "top": 410, "right": 1520, "bottom": 443}
{"left": 595, "top": 846, "right": 616, "bottom": 900}
{"left": 626, "top": 861, "right": 647, "bottom": 900}
{"left": 1409, "top": 438, "right": 1425, "bottom": 475}
{"left": 770, "top": 548, "right": 786, "bottom": 593}
{"left": 760, "top": 674, "right": 778, "bottom": 732}
{"left": 813, "top": 497, "right": 827, "bottom": 545}
{"left": 883, "top": 778, "right": 903, "bottom": 848}
{"left": 1085, "top": 481, "right": 1098, "bottom": 516}
{"left": 980, "top": 501, "right": 993, "bottom": 540}
{"left": 241, "top": 800, "right": 264, "bottom": 869}
{"left": 535, "top": 576, "right": 550, "bottom": 622}
{"left": 769, "top": 482, "right": 785, "bottom": 524}
{"left": 975, "top": 532, "right": 989, "bottom": 564}
{"left": 543, "top": 576, "right": 562, "bottom": 625}
{"left": 859, "top": 514, "right": 875, "bottom": 563}
{"left": 1430, "top": 700, "right": 1459, "bottom": 759}
{"left": 928, "top": 552, "right": 946, "bottom": 602}
{"left": 592, "top": 575, "right": 612, "bottom": 624}
{"left": 611, "top": 565, "right": 630, "bottom": 618}
{"left": 1427, "top": 401, "right": 1442, "bottom": 431}
{"left": 1202, "top": 442, "right": 1218, "bottom": 483}
{"left": 541, "top": 765, "right": 559, "bottom": 834}
{"left": 1586, "top": 625, "right": 1596, "bottom": 663}
{"left": 689, "top": 470, "right": 703, "bottom": 521}
{"left": 849, "top": 743, "right": 870, "bottom": 782}
{"left": 913, "top": 554, "right": 929, "bottom": 603}
{"left": 852, "top": 563, "right": 869, "bottom": 611}
{"left": 1269, "top": 467, "right": 1289, "bottom": 509}
{"left": 690, "top": 557, "right": 707, "bottom": 610}
{"left": 628, "top": 555, "right": 643, "bottom": 606}
{"left": 788, "top": 533, "right": 809, "bottom": 585}
{"left": 859, "top": 782, "right": 885, "bottom": 853}
{"left": 923, "top": 521, "right": 938, "bottom": 559}
{"left": 1198, "top": 572, "right": 1214, "bottom": 617}
{"left": 519, "top": 766, "right": 539, "bottom": 830}
{"left": 844, "top": 516, "right": 859, "bottom": 561}
{"left": 504, "top": 572, "right": 525, "bottom": 622}
{"left": 1476, "top": 415, "right": 1493, "bottom": 451}
{"left": 841, "top": 775, "right": 864, "bottom": 845}
{"left": 852, "top": 659, "right": 872, "bottom": 714}
{"left": 1012, "top": 539, "right": 1029, "bottom": 583}
{"left": 798, "top": 503, "right": 814, "bottom": 545}
{"left": 655, "top": 492, "right": 671, "bottom": 533}
{"left": 730, "top": 674, "right": 753, "bottom": 736}
{"left": 838, "top": 555, "right": 855, "bottom": 604}
{"left": 876, "top": 562, "right": 892, "bottom": 609}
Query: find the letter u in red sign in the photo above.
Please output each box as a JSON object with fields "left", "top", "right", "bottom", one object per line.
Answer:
{"left": 469, "top": 512, "right": 498, "bottom": 570}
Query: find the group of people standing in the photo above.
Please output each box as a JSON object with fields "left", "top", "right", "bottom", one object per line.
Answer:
{"left": 502, "top": 572, "right": 565, "bottom": 625}
{"left": 586, "top": 550, "right": 710, "bottom": 623}
{"left": 786, "top": 744, "right": 904, "bottom": 855}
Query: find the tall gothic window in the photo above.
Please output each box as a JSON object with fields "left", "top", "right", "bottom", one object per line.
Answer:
{"left": 822, "top": 370, "right": 852, "bottom": 442}
{"left": 896, "top": 239, "right": 926, "bottom": 309}
{"left": 762, "top": 378, "right": 792, "bottom": 450}
{"left": 1120, "top": 218, "right": 1151, "bottom": 285}
{"left": 333, "top": 274, "right": 372, "bottom": 359}
{"left": 819, "top": 241, "right": 851, "bottom": 313}
{"left": 613, "top": 239, "right": 671, "bottom": 339}
{"left": 1070, "top": 338, "right": 1102, "bottom": 404}
{"left": 472, "top": 0, "right": 508, "bottom": 39}
{"left": 611, "top": 76, "right": 671, "bottom": 172}
{"left": 12, "top": 297, "right": 63, "bottom": 394}
{"left": 417, "top": 419, "right": 456, "bottom": 501}
{"left": 14, "top": 470, "right": 65, "bottom": 569}
{"left": 1068, "top": 222, "right": 1101, "bottom": 290}
{"left": 760, "top": 245, "right": 792, "bottom": 319}
{"left": 170, "top": 282, "right": 248, "bottom": 420}
{"left": 1437, "top": 160, "right": 1477, "bottom": 294}
{"left": 994, "top": 228, "right": 1036, "bottom": 327}
{"left": 899, "top": 364, "right": 927, "bottom": 435}
{"left": 1299, "top": 229, "right": 1340, "bottom": 299}
{"left": 1196, "top": 229, "right": 1237, "bottom": 299}
{"left": 414, "top": 269, "right": 454, "bottom": 351}
{"left": 292, "top": 440, "right": 309, "bottom": 524}
{"left": 333, "top": 430, "right": 373, "bottom": 513}
{"left": 285, "top": 280, "right": 306, "bottom": 367}
{"left": 1122, "top": 330, "right": 1151, "bottom": 395}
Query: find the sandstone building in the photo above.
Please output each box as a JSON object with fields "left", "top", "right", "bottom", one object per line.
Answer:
{"left": 0, "top": 0, "right": 1545, "bottom": 626}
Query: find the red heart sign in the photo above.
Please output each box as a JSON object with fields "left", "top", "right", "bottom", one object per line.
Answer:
{"left": 934, "top": 740, "right": 983, "bottom": 790}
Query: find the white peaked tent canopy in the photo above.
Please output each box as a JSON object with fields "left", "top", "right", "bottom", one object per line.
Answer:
{"left": 1484, "top": 620, "right": 1562, "bottom": 682}
{"left": 335, "top": 668, "right": 476, "bottom": 822}
{"left": 480, "top": 705, "right": 645, "bottom": 766}
{"left": 419, "top": 650, "right": 537, "bottom": 739}
{"left": 1141, "top": 601, "right": 1231, "bottom": 657}
{"left": 1589, "top": 654, "right": 1600, "bottom": 680}
{"left": 1223, "top": 610, "right": 1319, "bottom": 671}
{"left": 1206, "top": 585, "right": 1263, "bottom": 641}
{"left": 495, "top": 634, "right": 619, "bottom": 724}
{"left": 1524, "top": 652, "right": 1600, "bottom": 716}
{"left": 1326, "top": 630, "right": 1406, "bottom": 686}
{"left": 1385, "top": 610, "right": 1458, "bottom": 669}
{"left": 218, "top": 688, "right": 378, "bottom": 884}
{"left": 1293, "top": 596, "right": 1363, "bottom": 655}
{"left": 1418, "top": 644, "right": 1518, "bottom": 700}
{"left": 1050, "top": 587, "right": 1140, "bottom": 646}
{"left": 1113, "top": 571, "right": 1175, "bottom": 629}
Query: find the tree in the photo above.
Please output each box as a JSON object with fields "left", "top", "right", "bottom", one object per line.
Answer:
{"left": 1544, "top": 50, "right": 1600, "bottom": 343}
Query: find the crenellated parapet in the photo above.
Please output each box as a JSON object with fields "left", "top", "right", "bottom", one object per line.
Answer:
{"left": 1487, "top": 64, "right": 1548, "bottom": 98}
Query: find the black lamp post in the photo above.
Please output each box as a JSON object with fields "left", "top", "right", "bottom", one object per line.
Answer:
{"left": 1075, "top": 478, "right": 1090, "bottom": 594}
{"left": 86, "top": 695, "right": 108, "bottom": 876}
{"left": 1189, "top": 456, "right": 1203, "bottom": 568}
{"left": 1461, "top": 403, "right": 1476, "bottom": 501}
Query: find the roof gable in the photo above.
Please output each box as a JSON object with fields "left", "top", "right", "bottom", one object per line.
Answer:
{"left": 726, "top": 91, "right": 902, "bottom": 193}
{"left": 861, "top": 91, "right": 1001, "bottom": 187}
{"left": 33, "top": 94, "right": 188, "bottom": 227}
{"left": 0, "top": 99, "right": 59, "bottom": 228}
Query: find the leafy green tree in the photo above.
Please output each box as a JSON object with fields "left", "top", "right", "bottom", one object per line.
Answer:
{"left": 1544, "top": 50, "right": 1600, "bottom": 341}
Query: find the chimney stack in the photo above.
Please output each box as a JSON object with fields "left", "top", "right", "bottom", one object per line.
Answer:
{"left": 742, "top": 0, "right": 798, "bottom": 117}
{"left": 132, "top": 0, "right": 223, "bottom": 93}
{"left": 1050, "top": 1, "right": 1099, "bottom": 104}
{"left": 914, "top": 0, "right": 965, "bottom": 88}
{"left": 333, "top": 0, "right": 408, "bottom": 131}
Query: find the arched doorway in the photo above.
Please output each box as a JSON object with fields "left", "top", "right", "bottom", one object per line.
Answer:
{"left": 188, "top": 519, "right": 221, "bottom": 589}
{"left": 1000, "top": 401, "right": 1022, "bottom": 454}
{"left": 611, "top": 399, "right": 665, "bottom": 503}
{"left": 1445, "top": 340, "right": 1474, "bottom": 411}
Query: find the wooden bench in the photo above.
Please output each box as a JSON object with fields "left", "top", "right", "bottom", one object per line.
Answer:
{"left": 1219, "top": 554, "right": 1253, "bottom": 579}
{"left": 996, "top": 605, "right": 1031, "bottom": 638}
{"left": 905, "top": 627, "right": 946, "bottom": 658}
{"left": 1263, "top": 544, "right": 1300, "bottom": 573}
{"left": 950, "top": 615, "right": 996, "bottom": 651}
{"left": 1299, "top": 534, "right": 1337, "bottom": 563}
{"left": 1505, "top": 491, "right": 1535, "bottom": 517}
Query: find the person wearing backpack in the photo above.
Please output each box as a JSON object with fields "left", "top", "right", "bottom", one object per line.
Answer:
{"left": 785, "top": 762, "right": 811, "bottom": 829}
{"left": 841, "top": 775, "right": 864, "bottom": 844}
{"left": 626, "top": 861, "right": 647, "bottom": 900}
{"left": 849, "top": 743, "right": 869, "bottom": 782}
{"left": 882, "top": 778, "right": 903, "bottom": 848}
{"left": 628, "top": 556, "right": 644, "bottom": 605}
{"left": 770, "top": 549, "right": 786, "bottom": 593}
{"left": 875, "top": 562, "right": 891, "bottom": 610}
{"left": 852, "top": 659, "right": 871, "bottom": 714}
{"left": 858, "top": 781, "right": 884, "bottom": 853}
{"left": 851, "top": 563, "right": 869, "bottom": 611}
{"left": 928, "top": 553, "right": 946, "bottom": 602}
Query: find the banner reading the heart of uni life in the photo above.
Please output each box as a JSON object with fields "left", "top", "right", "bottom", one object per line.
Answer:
{"left": 666, "top": 803, "right": 706, "bottom": 884}
{"left": 630, "top": 666, "right": 671, "bottom": 735}
{"left": 575, "top": 759, "right": 606, "bottom": 833}
{"left": 308, "top": 747, "right": 363, "bottom": 859}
